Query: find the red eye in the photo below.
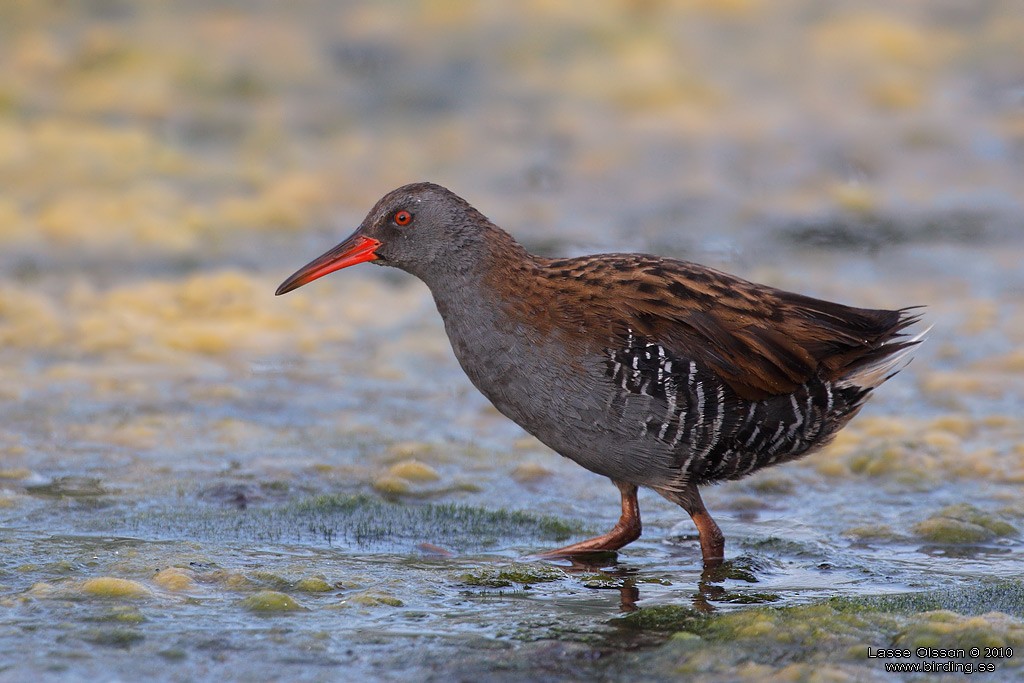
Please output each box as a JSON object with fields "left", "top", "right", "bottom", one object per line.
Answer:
{"left": 394, "top": 210, "right": 412, "bottom": 226}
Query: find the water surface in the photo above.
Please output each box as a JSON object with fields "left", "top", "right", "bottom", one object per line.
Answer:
{"left": 1, "top": 1, "right": 1022, "bottom": 680}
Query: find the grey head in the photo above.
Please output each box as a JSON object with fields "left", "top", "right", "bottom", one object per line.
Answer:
{"left": 276, "top": 182, "right": 508, "bottom": 295}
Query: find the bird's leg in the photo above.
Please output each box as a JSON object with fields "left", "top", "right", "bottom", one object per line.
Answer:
{"left": 656, "top": 484, "right": 725, "bottom": 567}
{"left": 540, "top": 480, "right": 641, "bottom": 557}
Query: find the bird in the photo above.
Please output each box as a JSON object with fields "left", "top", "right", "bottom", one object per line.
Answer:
{"left": 276, "top": 182, "right": 925, "bottom": 567}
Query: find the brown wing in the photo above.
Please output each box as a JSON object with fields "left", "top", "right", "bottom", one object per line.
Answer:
{"left": 541, "top": 254, "right": 921, "bottom": 401}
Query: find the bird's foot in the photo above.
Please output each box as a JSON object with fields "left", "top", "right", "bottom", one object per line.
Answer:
{"left": 538, "top": 528, "right": 639, "bottom": 559}
{"left": 538, "top": 480, "right": 642, "bottom": 560}
{"left": 537, "top": 518, "right": 641, "bottom": 560}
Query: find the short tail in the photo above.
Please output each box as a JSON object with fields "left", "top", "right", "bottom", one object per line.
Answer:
{"left": 837, "top": 309, "right": 929, "bottom": 390}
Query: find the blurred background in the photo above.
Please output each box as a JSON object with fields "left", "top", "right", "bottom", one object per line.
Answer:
{"left": 1, "top": 1, "right": 1022, "bottom": 681}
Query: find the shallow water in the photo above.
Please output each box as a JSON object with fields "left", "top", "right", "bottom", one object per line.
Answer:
{"left": 1, "top": 1, "right": 1023, "bottom": 681}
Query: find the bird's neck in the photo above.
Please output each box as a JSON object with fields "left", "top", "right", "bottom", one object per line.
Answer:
{"left": 418, "top": 226, "right": 537, "bottom": 304}
{"left": 420, "top": 227, "right": 562, "bottom": 347}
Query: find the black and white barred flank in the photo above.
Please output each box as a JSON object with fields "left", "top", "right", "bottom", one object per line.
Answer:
{"left": 604, "top": 324, "right": 928, "bottom": 486}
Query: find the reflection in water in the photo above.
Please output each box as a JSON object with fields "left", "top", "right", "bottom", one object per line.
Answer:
{"left": 694, "top": 581, "right": 728, "bottom": 614}
{"left": 619, "top": 584, "right": 640, "bottom": 613}
{"left": 543, "top": 550, "right": 778, "bottom": 614}
{"left": 543, "top": 553, "right": 643, "bottom": 611}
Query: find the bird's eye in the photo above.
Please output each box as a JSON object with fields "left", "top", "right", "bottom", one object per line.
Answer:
{"left": 393, "top": 210, "right": 413, "bottom": 226}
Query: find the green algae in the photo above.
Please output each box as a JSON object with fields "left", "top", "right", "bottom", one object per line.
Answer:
{"left": 248, "top": 571, "right": 290, "bottom": 590}
{"left": 614, "top": 588, "right": 1024, "bottom": 679}
{"left": 843, "top": 524, "right": 899, "bottom": 541}
{"left": 152, "top": 567, "right": 195, "bottom": 591}
{"left": 895, "top": 610, "right": 1024, "bottom": 650}
{"left": 745, "top": 476, "right": 795, "bottom": 495}
{"left": 700, "top": 555, "right": 774, "bottom": 584}
{"left": 295, "top": 577, "right": 334, "bottom": 593}
{"left": 80, "top": 577, "right": 151, "bottom": 599}
{"left": 712, "top": 592, "right": 781, "bottom": 605}
{"left": 615, "top": 580, "right": 1024, "bottom": 675}
{"left": 830, "top": 580, "right": 1024, "bottom": 618}
{"left": 579, "top": 574, "right": 671, "bottom": 589}
{"left": 914, "top": 518, "right": 994, "bottom": 543}
{"left": 739, "top": 536, "right": 816, "bottom": 558}
{"left": 346, "top": 591, "right": 404, "bottom": 607}
{"left": 25, "top": 477, "right": 108, "bottom": 498}
{"left": 459, "top": 563, "right": 569, "bottom": 589}
{"left": 847, "top": 445, "right": 932, "bottom": 481}
{"left": 913, "top": 503, "right": 1017, "bottom": 543}
{"left": 240, "top": 590, "right": 304, "bottom": 612}
{"left": 580, "top": 575, "right": 627, "bottom": 589}
{"left": 617, "top": 605, "right": 708, "bottom": 633}
{"left": 158, "top": 648, "right": 187, "bottom": 662}
{"left": 84, "top": 606, "right": 146, "bottom": 625}
{"left": 102, "top": 494, "right": 585, "bottom": 552}
{"left": 83, "top": 628, "right": 145, "bottom": 648}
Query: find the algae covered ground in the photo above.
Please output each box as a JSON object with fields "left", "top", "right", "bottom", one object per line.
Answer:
{"left": 1, "top": 1, "right": 1023, "bottom": 681}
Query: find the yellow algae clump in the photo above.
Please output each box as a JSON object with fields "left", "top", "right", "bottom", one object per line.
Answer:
{"left": 847, "top": 445, "right": 929, "bottom": 480}
{"left": 177, "top": 270, "right": 266, "bottom": 316}
{"left": 213, "top": 418, "right": 279, "bottom": 448}
{"left": 0, "top": 286, "right": 65, "bottom": 349}
{"left": 920, "top": 371, "right": 1000, "bottom": 399}
{"left": 959, "top": 300, "right": 998, "bottom": 335}
{"left": 680, "top": 0, "right": 762, "bottom": 18}
{"left": 988, "top": 349, "right": 1024, "bottom": 373}
{"left": 922, "top": 430, "right": 961, "bottom": 451}
{"left": 4, "top": 120, "right": 186, "bottom": 189}
{"left": 372, "top": 476, "right": 410, "bottom": 495}
{"left": 829, "top": 182, "right": 877, "bottom": 213}
{"left": 211, "top": 570, "right": 253, "bottom": 591}
{"left": 162, "top": 270, "right": 338, "bottom": 355}
{"left": 895, "top": 611, "right": 1024, "bottom": 651}
{"left": 812, "top": 13, "right": 960, "bottom": 72}
{"left": 843, "top": 524, "right": 897, "bottom": 541}
{"left": 215, "top": 172, "right": 331, "bottom": 231}
{"left": 733, "top": 613, "right": 775, "bottom": 639}
{"left": 513, "top": 436, "right": 545, "bottom": 451}
{"left": 815, "top": 429, "right": 862, "bottom": 470}
{"left": 55, "top": 28, "right": 179, "bottom": 118}
{"left": 387, "top": 459, "right": 440, "bottom": 482}
{"left": 856, "top": 417, "right": 910, "bottom": 439}
{"left": 9, "top": 31, "right": 66, "bottom": 75}
{"left": 153, "top": 568, "right": 195, "bottom": 592}
{"left": 747, "top": 476, "right": 794, "bottom": 495}
{"left": 26, "top": 582, "right": 58, "bottom": 598}
{"left": 295, "top": 577, "right": 334, "bottom": 593}
{"left": 387, "top": 441, "right": 431, "bottom": 460}
{"left": 0, "top": 197, "right": 30, "bottom": 244}
{"left": 815, "top": 458, "right": 849, "bottom": 478}
{"left": 866, "top": 75, "right": 925, "bottom": 111}
{"left": 928, "top": 415, "right": 974, "bottom": 438}
{"left": 37, "top": 185, "right": 193, "bottom": 252}
{"left": 511, "top": 462, "right": 553, "bottom": 484}
{"left": 913, "top": 504, "right": 1016, "bottom": 544}
{"left": 74, "top": 270, "right": 315, "bottom": 358}
{"left": 241, "top": 590, "right": 304, "bottom": 612}
{"left": 80, "top": 577, "right": 152, "bottom": 599}
{"left": 161, "top": 322, "right": 232, "bottom": 355}
{"left": 982, "top": 415, "right": 1016, "bottom": 430}
{"left": 346, "top": 591, "right": 403, "bottom": 608}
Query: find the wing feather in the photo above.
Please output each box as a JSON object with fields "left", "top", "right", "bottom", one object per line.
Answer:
{"left": 540, "top": 254, "right": 923, "bottom": 400}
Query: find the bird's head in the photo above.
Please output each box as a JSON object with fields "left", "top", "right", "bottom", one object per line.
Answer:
{"left": 276, "top": 182, "right": 498, "bottom": 295}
